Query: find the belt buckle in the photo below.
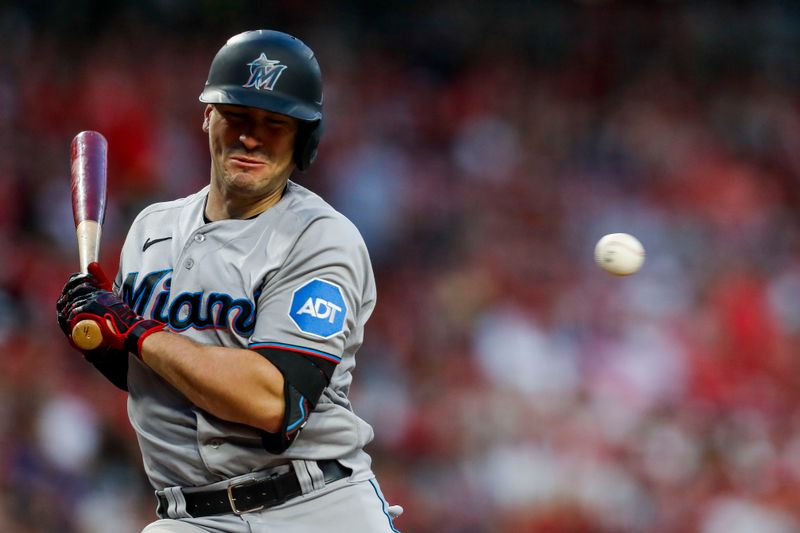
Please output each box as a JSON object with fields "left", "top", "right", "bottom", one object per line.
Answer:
{"left": 226, "top": 477, "right": 265, "bottom": 515}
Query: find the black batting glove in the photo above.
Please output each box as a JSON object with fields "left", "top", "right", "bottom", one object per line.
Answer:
{"left": 57, "top": 273, "right": 96, "bottom": 336}
{"left": 56, "top": 263, "right": 136, "bottom": 391}
{"left": 56, "top": 262, "right": 114, "bottom": 337}
{"left": 67, "top": 289, "right": 165, "bottom": 358}
{"left": 58, "top": 262, "right": 165, "bottom": 358}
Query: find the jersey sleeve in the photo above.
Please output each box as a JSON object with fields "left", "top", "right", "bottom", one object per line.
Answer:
{"left": 249, "top": 214, "right": 372, "bottom": 364}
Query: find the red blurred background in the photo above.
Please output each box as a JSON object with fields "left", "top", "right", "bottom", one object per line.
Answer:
{"left": 2, "top": 2, "right": 800, "bottom": 532}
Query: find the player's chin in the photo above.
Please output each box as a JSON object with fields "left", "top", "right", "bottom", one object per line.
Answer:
{"left": 222, "top": 160, "right": 292, "bottom": 190}
{"left": 225, "top": 162, "right": 267, "bottom": 181}
{"left": 226, "top": 172, "right": 263, "bottom": 191}
{"left": 223, "top": 170, "right": 276, "bottom": 195}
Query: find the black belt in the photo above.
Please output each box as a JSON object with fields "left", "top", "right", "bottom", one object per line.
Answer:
{"left": 157, "top": 460, "right": 350, "bottom": 517}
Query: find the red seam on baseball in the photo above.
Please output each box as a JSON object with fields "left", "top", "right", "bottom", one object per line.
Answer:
{"left": 607, "top": 240, "right": 644, "bottom": 256}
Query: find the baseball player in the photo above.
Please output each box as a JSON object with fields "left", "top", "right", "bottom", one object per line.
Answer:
{"left": 56, "top": 29, "right": 402, "bottom": 533}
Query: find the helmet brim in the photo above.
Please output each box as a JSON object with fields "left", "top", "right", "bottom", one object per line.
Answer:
{"left": 199, "top": 86, "right": 322, "bottom": 122}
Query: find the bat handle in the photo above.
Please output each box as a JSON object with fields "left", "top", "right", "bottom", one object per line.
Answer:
{"left": 72, "top": 219, "right": 105, "bottom": 350}
{"left": 72, "top": 319, "right": 106, "bottom": 351}
{"left": 76, "top": 220, "right": 102, "bottom": 273}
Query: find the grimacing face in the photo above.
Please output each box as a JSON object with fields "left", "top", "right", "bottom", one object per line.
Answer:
{"left": 204, "top": 103, "right": 299, "bottom": 199}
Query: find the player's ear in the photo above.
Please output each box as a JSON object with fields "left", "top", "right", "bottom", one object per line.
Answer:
{"left": 202, "top": 105, "right": 213, "bottom": 132}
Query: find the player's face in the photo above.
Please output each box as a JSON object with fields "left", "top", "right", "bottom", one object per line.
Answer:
{"left": 204, "top": 104, "right": 299, "bottom": 199}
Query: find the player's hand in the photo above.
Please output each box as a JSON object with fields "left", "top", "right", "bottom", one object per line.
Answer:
{"left": 66, "top": 294, "right": 166, "bottom": 357}
{"left": 54, "top": 265, "right": 133, "bottom": 390}
{"left": 66, "top": 288, "right": 166, "bottom": 358}
{"left": 57, "top": 262, "right": 166, "bottom": 357}
{"left": 56, "top": 262, "right": 113, "bottom": 337}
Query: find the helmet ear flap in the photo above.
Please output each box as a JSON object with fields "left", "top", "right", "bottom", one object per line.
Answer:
{"left": 294, "top": 120, "right": 322, "bottom": 172}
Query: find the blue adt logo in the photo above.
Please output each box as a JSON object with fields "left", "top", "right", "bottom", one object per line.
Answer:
{"left": 289, "top": 279, "right": 347, "bottom": 339}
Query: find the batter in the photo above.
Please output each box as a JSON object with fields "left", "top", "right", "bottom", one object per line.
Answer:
{"left": 57, "top": 29, "right": 402, "bottom": 533}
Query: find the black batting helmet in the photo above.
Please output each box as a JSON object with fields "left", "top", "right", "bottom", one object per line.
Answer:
{"left": 199, "top": 30, "right": 323, "bottom": 171}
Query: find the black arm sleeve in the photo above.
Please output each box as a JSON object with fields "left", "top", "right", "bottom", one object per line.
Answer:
{"left": 85, "top": 348, "right": 129, "bottom": 392}
{"left": 253, "top": 347, "right": 337, "bottom": 454}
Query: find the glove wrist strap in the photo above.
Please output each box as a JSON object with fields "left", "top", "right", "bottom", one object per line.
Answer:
{"left": 125, "top": 320, "right": 166, "bottom": 358}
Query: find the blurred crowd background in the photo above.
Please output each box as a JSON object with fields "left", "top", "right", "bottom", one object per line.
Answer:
{"left": 2, "top": 1, "right": 800, "bottom": 532}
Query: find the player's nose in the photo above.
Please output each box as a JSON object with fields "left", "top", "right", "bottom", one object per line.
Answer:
{"left": 238, "top": 132, "right": 262, "bottom": 150}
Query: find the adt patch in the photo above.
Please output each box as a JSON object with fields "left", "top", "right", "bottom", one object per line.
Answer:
{"left": 289, "top": 278, "right": 347, "bottom": 339}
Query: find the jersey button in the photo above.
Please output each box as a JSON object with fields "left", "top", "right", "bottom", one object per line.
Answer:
{"left": 185, "top": 258, "right": 195, "bottom": 269}
{"left": 194, "top": 234, "right": 205, "bottom": 243}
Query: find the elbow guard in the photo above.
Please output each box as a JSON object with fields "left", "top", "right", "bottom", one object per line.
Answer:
{"left": 85, "top": 347, "right": 129, "bottom": 391}
{"left": 253, "top": 346, "right": 337, "bottom": 454}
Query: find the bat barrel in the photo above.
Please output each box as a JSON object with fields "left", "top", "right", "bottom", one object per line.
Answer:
{"left": 71, "top": 130, "right": 108, "bottom": 273}
{"left": 71, "top": 131, "right": 108, "bottom": 227}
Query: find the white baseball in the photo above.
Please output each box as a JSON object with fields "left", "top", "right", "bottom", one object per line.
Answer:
{"left": 594, "top": 233, "right": 645, "bottom": 276}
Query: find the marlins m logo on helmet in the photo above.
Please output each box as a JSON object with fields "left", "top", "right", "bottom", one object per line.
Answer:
{"left": 243, "top": 53, "right": 287, "bottom": 91}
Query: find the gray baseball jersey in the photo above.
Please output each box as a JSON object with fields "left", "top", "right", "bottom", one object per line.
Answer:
{"left": 114, "top": 180, "right": 377, "bottom": 490}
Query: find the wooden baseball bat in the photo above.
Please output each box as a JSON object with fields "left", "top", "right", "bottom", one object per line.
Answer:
{"left": 70, "top": 131, "right": 108, "bottom": 351}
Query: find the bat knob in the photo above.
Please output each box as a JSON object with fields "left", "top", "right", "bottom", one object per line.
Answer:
{"left": 71, "top": 319, "right": 105, "bottom": 351}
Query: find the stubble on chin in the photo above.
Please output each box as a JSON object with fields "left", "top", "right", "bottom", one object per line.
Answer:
{"left": 222, "top": 162, "right": 290, "bottom": 198}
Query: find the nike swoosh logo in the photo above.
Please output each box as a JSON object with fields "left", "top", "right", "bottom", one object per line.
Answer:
{"left": 142, "top": 237, "right": 172, "bottom": 252}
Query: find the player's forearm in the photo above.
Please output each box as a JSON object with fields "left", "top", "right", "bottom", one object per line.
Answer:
{"left": 139, "top": 331, "right": 286, "bottom": 432}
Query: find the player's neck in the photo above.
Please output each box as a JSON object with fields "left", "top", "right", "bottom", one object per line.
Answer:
{"left": 205, "top": 182, "right": 287, "bottom": 221}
